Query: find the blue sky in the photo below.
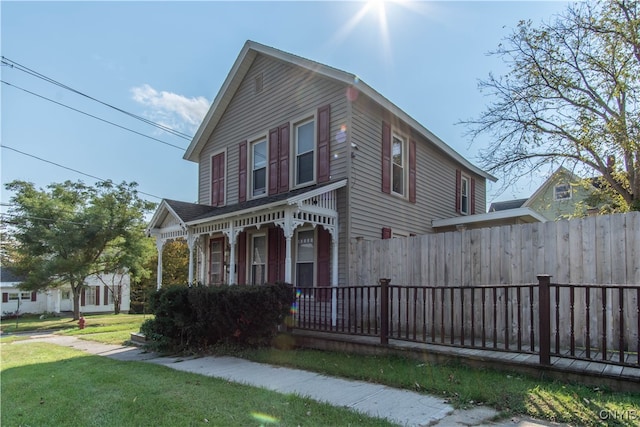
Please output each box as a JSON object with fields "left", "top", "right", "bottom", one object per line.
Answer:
{"left": 1, "top": 0, "right": 570, "bottom": 214}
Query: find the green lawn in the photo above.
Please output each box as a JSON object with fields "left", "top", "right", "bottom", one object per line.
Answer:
{"left": 0, "top": 313, "right": 149, "bottom": 344}
{"left": 1, "top": 342, "right": 395, "bottom": 427}
{"left": 238, "top": 347, "right": 640, "bottom": 426}
{"left": 2, "top": 313, "right": 638, "bottom": 426}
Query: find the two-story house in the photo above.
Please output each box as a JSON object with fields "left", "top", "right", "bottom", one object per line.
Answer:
{"left": 147, "top": 41, "right": 496, "bottom": 290}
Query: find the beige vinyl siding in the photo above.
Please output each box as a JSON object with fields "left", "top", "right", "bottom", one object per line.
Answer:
{"left": 349, "top": 97, "right": 486, "bottom": 240}
{"left": 198, "top": 54, "right": 349, "bottom": 204}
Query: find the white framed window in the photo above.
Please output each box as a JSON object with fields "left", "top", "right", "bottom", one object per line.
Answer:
{"left": 62, "top": 290, "right": 71, "bottom": 300}
{"left": 8, "top": 293, "right": 19, "bottom": 301}
{"left": 555, "top": 183, "right": 571, "bottom": 201}
{"left": 20, "top": 292, "right": 31, "bottom": 300}
{"left": 392, "top": 133, "right": 407, "bottom": 197}
{"left": 85, "top": 287, "right": 96, "bottom": 305}
{"left": 209, "top": 237, "right": 225, "bottom": 285}
{"left": 251, "top": 234, "right": 266, "bottom": 285}
{"left": 251, "top": 139, "right": 267, "bottom": 197}
{"left": 294, "top": 118, "right": 315, "bottom": 186}
{"left": 460, "top": 176, "right": 470, "bottom": 215}
{"left": 296, "top": 229, "right": 315, "bottom": 295}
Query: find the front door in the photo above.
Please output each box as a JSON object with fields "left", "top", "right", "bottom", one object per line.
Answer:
{"left": 209, "top": 237, "right": 226, "bottom": 285}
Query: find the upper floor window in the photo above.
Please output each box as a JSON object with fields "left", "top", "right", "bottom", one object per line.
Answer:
{"left": 554, "top": 183, "right": 571, "bottom": 201}
{"left": 460, "top": 176, "right": 470, "bottom": 215}
{"left": 295, "top": 118, "right": 315, "bottom": 186}
{"left": 381, "top": 122, "right": 416, "bottom": 203}
{"left": 392, "top": 134, "right": 407, "bottom": 196}
{"left": 251, "top": 139, "right": 267, "bottom": 197}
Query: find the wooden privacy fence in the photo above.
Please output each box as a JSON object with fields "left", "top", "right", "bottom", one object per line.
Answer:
{"left": 349, "top": 212, "right": 640, "bottom": 287}
{"left": 292, "top": 277, "right": 640, "bottom": 367}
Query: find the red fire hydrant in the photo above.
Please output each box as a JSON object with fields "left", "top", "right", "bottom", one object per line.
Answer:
{"left": 78, "top": 316, "right": 86, "bottom": 330}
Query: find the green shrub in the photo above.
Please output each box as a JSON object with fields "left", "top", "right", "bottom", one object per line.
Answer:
{"left": 142, "top": 283, "right": 294, "bottom": 352}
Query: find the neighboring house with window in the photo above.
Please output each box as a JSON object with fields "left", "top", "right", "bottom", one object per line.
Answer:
{"left": 0, "top": 268, "right": 130, "bottom": 316}
{"left": 488, "top": 166, "right": 598, "bottom": 222}
{"left": 147, "top": 40, "right": 496, "bottom": 289}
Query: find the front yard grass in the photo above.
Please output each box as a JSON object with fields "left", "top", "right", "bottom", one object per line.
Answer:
{"left": 2, "top": 314, "right": 638, "bottom": 426}
{"left": 1, "top": 342, "right": 395, "bottom": 427}
{"left": 0, "top": 313, "right": 150, "bottom": 345}
{"left": 234, "top": 347, "right": 640, "bottom": 426}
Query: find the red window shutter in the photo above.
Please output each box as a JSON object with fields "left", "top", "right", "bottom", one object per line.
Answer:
{"left": 217, "top": 154, "right": 225, "bottom": 206}
{"left": 278, "top": 123, "right": 290, "bottom": 193}
{"left": 238, "top": 141, "right": 247, "bottom": 202}
{"left": 317, "top": 105, "right": 331, "bottom": 183}
{"left": 211, "top": 155, "right": 218, "bottom": 206}
{"left": 2, "top": 293, "right": 8, "bottom": 303}
{"left": 81, "top": 288, "right": 86, "bottom": 306}
{"left": 470, "top": 177, "right": 476, "bottom": 214}
{"left": 237, "top": 232, "right": 247, "bottom": 285}
{"left": 455, "top": 169, "right": 462, "bottom": 213}
{"left": 104, "top": 286, "right": 109, "bottom": 305}
{"left": 95, "top": 286, "right": 100, "bottom": 306}
{"left": 31, "top": 291, "right": 37, "bottom": 302}
{"left": 382, "top": 227, "right": 392, "bottom": 239}
{"left": 317, "top": 227, "right": 331, "bottom": 301}
{"left": 317, "top": 227, "right": 331, "bottom": 287}
{"left": 409, "top": 139, "right": 416, "bottom": 203}
{"left": 268, "top": 127, "right": 279, "bottom": 195}
{"left": 211, "top": 153, "right": 225, "bottom": 207}
{"left": 267, "top": 227, "right": 285, "bottom": 283}
{"left": 381, "top": 122, "right": 391, "bottom": 194}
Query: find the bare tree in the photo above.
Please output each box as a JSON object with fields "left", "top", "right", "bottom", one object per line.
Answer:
{"left": 463, "top": 0, "right": 639, "bottom": 210}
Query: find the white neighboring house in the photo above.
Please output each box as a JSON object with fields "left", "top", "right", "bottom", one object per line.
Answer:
{"left": 1, "top": 268, "right": 131, "bottom": 316}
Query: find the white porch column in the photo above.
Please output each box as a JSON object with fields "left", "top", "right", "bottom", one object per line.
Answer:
{"left": 223, "top": 225, "right": 243, "bottom": 285}
{"left": 284, "top": 234, "right": 293, "bottom": 283}
{"left": 186, "top": 232, "right": 197, "bottom": 286}
{"left": 156, "top": 238, "right": 165, "bottom": 290}
{"left": 277, "top": 208, "right": 303, "bottom": 284}
{"left": 330, "top": 223, "right": 339, "bottom": 327}
{"left": 198, "top": 237, "right": 207, "bottom": 284}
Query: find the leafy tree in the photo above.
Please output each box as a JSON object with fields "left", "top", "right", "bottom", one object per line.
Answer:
{"left": 94, "top": 229, "right": 155, "bottom": 314}
{"left": 463, "top": 0, "right": 640, "bottom": 211}
{"left": 130, "top": 239, "right": 189, "bottom": 314}
{"left": 4, "top": 180, "right": 155, "bottom": 319}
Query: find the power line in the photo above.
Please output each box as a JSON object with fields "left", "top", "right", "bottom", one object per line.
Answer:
{"left": 1, "top": 145, "right": 163, "bottom": 201}
{"left": 1, "top": 212, "right": 92, "bottom": 227}
{"left": 2, "top": 80, "right": 185, "bottom": 151}
{"left": 1, "top": 56, "right": 193, "bottom": 140}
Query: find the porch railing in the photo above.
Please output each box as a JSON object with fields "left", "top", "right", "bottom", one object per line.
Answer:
{"left": 291, "top": 276, "right": 640, "bottom": 368}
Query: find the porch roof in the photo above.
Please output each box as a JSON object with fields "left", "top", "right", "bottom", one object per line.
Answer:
{"left": 432, "top": 207, "right": 547, "bottom": 230}
{"left": 147, "top": 179, "right": 347, "bottom": 236}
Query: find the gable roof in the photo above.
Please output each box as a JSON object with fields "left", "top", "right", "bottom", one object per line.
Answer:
{"left": 522, "top": 166, "right": 586, "bottom": 208}
{"left": 0, "top": 267, "right": 25, "bottom": 284}
{"left": 184, "top": 40, "right": 496, "bottom": 182}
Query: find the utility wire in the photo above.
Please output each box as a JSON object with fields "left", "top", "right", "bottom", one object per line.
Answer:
{"left": 1, "top": 145, "right": 163, "bottom": 201}
{"left": 1, "top": 212, "right": 92, "bottom": 227}
{"left": 1, "top": 56, "right": 193, "bottom": 140}
{"left": 2, "top": 80, "right": 185, "bottom": 151}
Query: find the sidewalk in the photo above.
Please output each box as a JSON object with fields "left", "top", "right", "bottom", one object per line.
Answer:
{"left": 16, "top": 333, "right": 563, "bottom": 427}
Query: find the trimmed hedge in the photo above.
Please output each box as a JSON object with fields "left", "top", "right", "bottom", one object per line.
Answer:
{"left": 140, "top": 283, "right": 294, "bottom": 351}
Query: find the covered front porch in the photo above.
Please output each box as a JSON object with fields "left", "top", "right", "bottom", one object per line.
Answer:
{"left": 146, "top": 180, "right": 346, "bottom": 290}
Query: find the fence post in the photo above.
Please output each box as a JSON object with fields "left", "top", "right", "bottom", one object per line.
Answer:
{"left": 379, "top": 278, "right": 390, "bottom": 346}
{"left": 538, "top": 274, "right": 552, "bottom": 365}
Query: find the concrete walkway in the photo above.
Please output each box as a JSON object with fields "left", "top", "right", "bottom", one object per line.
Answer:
{"left": 14, "top": 333, "right": 564, "bottom": 427}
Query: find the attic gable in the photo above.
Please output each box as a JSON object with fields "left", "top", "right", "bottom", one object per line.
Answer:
{"left": 184, "top": 40, "right": 496, "bottom": 182}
